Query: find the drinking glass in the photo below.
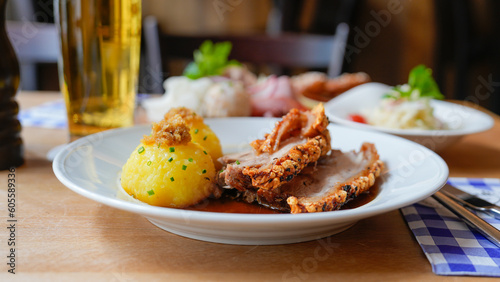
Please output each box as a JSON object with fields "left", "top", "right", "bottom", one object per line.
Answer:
{"left": 55, "top": 0, "right": 142, "bottom": 141}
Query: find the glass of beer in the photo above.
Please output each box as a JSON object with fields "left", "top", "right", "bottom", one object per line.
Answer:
{"left": 55, "top": 0, "right": 142, "bottom": 141}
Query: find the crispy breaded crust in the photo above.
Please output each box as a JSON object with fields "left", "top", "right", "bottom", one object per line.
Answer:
{"left": 220, "top": 103, "right": 331, "bottom": 191}
{"left": 287, "top": 143, "right": 384, "bottom": 213}
{"left": 164, "top": 107, "right": 203, "bottom": 125}
{"left": 251, "top": 104, "right": 329, "bottom": 154}
{"left": 222, "top": 143, "right": 385, "bottom": 213}
{"left": 242, "top": 134, "right": 331, "bottom": 190}
{"left": 142, "top": 114, "right": 191, "bottom": 146}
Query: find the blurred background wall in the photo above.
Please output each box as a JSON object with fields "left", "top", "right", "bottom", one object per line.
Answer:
{"left": 142, "top": 0, "right": 271, "bottom": 35}
{"left": 6, "top": 0, "right": 500, "bottom": 113}
{"left": 142, "top": 0, "right": 435, "bottom": 86}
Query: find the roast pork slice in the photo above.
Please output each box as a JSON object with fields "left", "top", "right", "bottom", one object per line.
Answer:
{"left": 218, "top": 103, "right": 331, "bottom": 191}
{"left": 218, "top": 134, "right": 331, "bottom": 191}
{"left": 228, "top": 142, "right": 384, "bottom": 213}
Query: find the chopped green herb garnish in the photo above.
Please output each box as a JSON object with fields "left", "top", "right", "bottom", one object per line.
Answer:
{"left": 147, "top": 189, "right": 155, "bottom": 196}
{"left": 235, "top": 160, "right": 240, "bottom": 165}
{"left": 219, "top": 169, "right": 224, "bottom": 173}
{"left": 138, "top": 146, "right": 145, "bottom": 154}
{"left": 170, "top": 177, "right": 175, "bottom": 182}
{"left": 203, "top": 150, "right": 207, "bottom": 155}
{"left": 169, "top": 147, "right": 175, "bottom": 152}
{"left": 147, "top": 161, "right": 152, "bottom": 166}
{"left": 182, "top": 165, "right": 187, "bottom": 170}
{"left": 194, "top": 129, "right": 199, "bottom": 134}
{"left": 188, "top": 158, "right": 193, "bottom": 162}
{"left": 158, "top": 142, "right": 161, "bottom": 148}
{"left": 202, "top": 169, "right": 207, "bottom": 174}
{"left": 203, "top": 135, "right": 207, "bottom": 141}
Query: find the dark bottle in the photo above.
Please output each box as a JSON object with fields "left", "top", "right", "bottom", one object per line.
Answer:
{"left": 0, "top": 0, "right": 23, "bottom": 170}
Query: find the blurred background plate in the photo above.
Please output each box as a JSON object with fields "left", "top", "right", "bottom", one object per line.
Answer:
{"left": 325, "top": 82, "right": 495, "bottom": 152}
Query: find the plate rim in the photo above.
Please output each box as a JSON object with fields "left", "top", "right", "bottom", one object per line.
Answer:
{"left": 53, "top": 120, "right": 449, "bottom": 226}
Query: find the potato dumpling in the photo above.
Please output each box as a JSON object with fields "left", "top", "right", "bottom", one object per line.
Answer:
{"left": 121, "top": 115, "right": 216, "bottom": 208}
{"left": 164, "top": 107, "right": 223, "bottom": 163}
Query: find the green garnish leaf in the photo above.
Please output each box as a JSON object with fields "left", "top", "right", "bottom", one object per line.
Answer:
{"left": 203, "top": 135, "right": 207, "bottom": 141}
{"left": 169, "top": 147, "right": 175, "bottom": 152}
{"left": 183, "top": 40, "right": 241, "bottom": 80}
{"left": 382, "top": 93, "right": 394, "bottom": 99}
{"left": 138, "top": 146, "right": 145, "bottom": 154}
{"left": 158, "top": 143, "right": 161, "bottom": 148}
{"left": 182, "top": 165, "right": 187, "bottom": 170}
{"left": 235, "top": 160, "right": 240, "bottom": 165}
{"left": 147, "top": 189, "right": 155, "bottom": 196}
{"left": 194, "top": 129, "right": 199, "bottom": 134}
{"left": 168, "top": 157, "right": 173, "bottom": 162}
{"left": 170, "top": 177, "right": 175, "bottom": 182}
{"left": 384, "top": 65, "right": 444, "bottom": 101}
{"left": 188, "top": 158, "right": 193, "bottom": 162}
{"left": 202, "top": 169, "right": 207, "bottom": 174}
{"left": 147, "top": 161, "right": 152, "bottom": 166}
{"left": 203, "top": 151, "right": 207, "bottom": 155}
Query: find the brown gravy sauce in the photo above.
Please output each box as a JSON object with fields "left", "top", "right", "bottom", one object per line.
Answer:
{"left": 187, "top": 181, "right": 381, "bottom": 214}
{"left": 187, "top": 197, "right": 282, "bottom": 214}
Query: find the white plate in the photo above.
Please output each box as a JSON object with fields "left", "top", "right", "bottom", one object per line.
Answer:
{"left": 53, "top": 118, "right": 448, "bottom": 245}
{"left": 325, "top": 83, "right": 494, "bottom": 152}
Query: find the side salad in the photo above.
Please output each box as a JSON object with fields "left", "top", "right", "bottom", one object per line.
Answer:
{"left": 350, "top": 65, "right": 446, "bottom": 130}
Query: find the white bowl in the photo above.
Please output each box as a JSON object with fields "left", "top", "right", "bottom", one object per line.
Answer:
{"left": 53, "top": 118, "right": 448, "bottom": 245}
{"left": 324, "top": 83, "right": 494, "bottom": 152}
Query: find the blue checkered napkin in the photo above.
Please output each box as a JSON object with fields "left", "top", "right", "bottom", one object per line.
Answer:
{"left": 18, "top": 99, "right": 67, "bottom": 129}
{"left": 401, "top": 178, "right": 500, "bottom": 277}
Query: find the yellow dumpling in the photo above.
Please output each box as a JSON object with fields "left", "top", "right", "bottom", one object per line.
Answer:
{"left": 164, "top": 107, "right": 223, "bottom": 163}
{"left": 121, "top": 115, "right": 216, "bottom": 208}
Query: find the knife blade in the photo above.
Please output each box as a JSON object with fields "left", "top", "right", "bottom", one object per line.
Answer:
{"left": 441, "top": 183, "right": 500, "bottom": 219}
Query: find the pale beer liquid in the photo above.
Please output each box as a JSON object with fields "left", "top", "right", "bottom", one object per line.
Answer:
{"left": 56, "top": 0, "right": 141, "bottom": 139}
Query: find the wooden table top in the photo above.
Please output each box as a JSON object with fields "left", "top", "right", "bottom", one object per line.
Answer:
{"left": 2, "top": 91, "right": 499, "bottom": 281}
